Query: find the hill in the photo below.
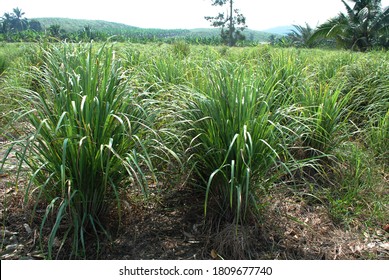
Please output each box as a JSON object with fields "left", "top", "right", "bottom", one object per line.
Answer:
{"left": 33, "top": 17, "right": 275, "bottom": 42}
{"left": 262, "top": 25, "right": 295, "bottom": 35}
{"left": 34, "top": 18, "right": 140, "bottom": 33}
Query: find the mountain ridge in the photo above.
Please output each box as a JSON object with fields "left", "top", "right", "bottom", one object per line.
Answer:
{"left": 262, "top": 25, "right": 296, "bottom": 35}
{"left": 33, "top": 17, "right": 278, "bottom": 41}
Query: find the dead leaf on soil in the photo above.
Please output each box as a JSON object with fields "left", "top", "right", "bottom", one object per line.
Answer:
{"left": 210, "top": 249, "right": 218, "bottom": 259}
{"left": 5, "top": 188, "right": 14, "bottom": 194}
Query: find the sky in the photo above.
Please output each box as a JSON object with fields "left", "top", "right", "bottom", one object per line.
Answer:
{"left": 1, "top": 0, "right": 389, "bottom": 30}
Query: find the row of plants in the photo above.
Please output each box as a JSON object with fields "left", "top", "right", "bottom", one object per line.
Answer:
{"left": 0, "top": 27, "right": 245, "bottom": 46}
{"left": 0, "top": 8, "right": 254, "bottom": 45}
{"left": 0, "top": 42, "right": 388, "bottom": 259}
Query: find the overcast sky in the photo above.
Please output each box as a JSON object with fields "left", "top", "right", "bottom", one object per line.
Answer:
{"left": 1, "top": 0, "right": 389, "bottom": 30}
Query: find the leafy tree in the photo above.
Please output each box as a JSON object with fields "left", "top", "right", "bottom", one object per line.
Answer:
{"left": 1, "top": 13, "right": 13, "bottom": 34}
{"left": 205, "top": 0, "right": 247, "bottom": 46}
{"left": 29, "top": 20, "right": 42, "bottom": 32}
{"left": 81, "top": 25, "right": 93, "bottom": 41}
{"left": 48, "top": 24, "right": 63, "bottom": 38}
{"left": 310, "top": 0, "right": 389, "bottom": 51}
{"left": 1, "top": 7, "right": 38, "bottom": 41}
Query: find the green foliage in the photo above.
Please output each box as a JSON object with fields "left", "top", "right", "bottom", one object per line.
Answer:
{"left": 298, "top": 85, "right": 351, "bottom": 156}
{"left": 1, "top": 8, "right": 42, "bottom": 42}
{"left": 286, "top": 23, "right": 317, "bottom": 48}
{"left": 185, "top": 61, "right": 294, "bottom": 225}
{"left": 143, "top": 54, "right": 188, "bottom": 88}
{"left": 338, "top": 53, "right": 389, "bottom": 125}
{"left": 310, "top": 0, "right": 389, "bottom": 51}
{"left": 327, "top": 142, "right": 387, "bottom": 227}
{"left": 1, "top": 42, "right": 388, "bottom": 259}
{"left": 368, "top": 109, "right": 389, "bottom": 161}
{"left": 0, "top": 53, "right": 8, "bottom": 76}
{"left": 1, "top": 16, "right": 272, "bottom": 45}
{"left": 12, "top": 43, "right": 159, "bottom": 258}
{"left": 172, "top": 40, "right": 191, "bottom": 58}
{"left": 205, "top": 0, "right": 247, "bottom": 46}
{"left": 48, "top": 24, "right": 62, "bottom": 38}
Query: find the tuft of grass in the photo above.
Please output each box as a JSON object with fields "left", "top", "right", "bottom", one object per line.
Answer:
{"left": 297, "top": 84, "right": 351, "bottom": 157}
{"left": 0, "top": 54, "right": 9, "bottom": 76}
{"left": 171, "top": 40, "right": 191, "bottom": 58}
{"left": 338, "top": 56, "right": 389, "bottom": 126}
{"left": 13, "top": 43, "right": 159, "bottom": 259}
{"left": 326, "top": 142, "right": 388, "bottom": 228}
{"left": 185, "top": 61, "right": 294, "bottom": 226}
{"left": 141, "top": 54, "right": 188, "bottom": 90}
{"left": 367, "top": 109, "right": 389, "bottom": 162}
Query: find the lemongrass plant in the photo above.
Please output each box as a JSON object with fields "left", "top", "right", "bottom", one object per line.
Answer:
{"left": 297, "top": 84, "right": 351, "bottom": 157}
{"left": 368, "top": 109, "right": 389, "bottom": 162}
{"left": 0, "top": 54, "right": 8, "bottom": 76}
{"left": 338, "top": 56, "right": 389, "bottom": 127}
{"left": 186, "top": 61, "right": 294, "bottom": 226}
{"left": 13, "top": 43, "right": 159, "bottom": 259}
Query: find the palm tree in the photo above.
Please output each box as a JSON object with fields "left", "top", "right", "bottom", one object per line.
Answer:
{"left": 1, "top": 13, "right": 12, "bottom": 33}
{"left": 310, "top": 0, "right": 389, "bottom": 51}
{"left": 11, "top": 7, "right": 28, "bottom": 31}
{"left": 48, "top": 24, "right": 62, "bottom": 38}
{"left": 287, "top": 23, "right": 317, "bottom": 48}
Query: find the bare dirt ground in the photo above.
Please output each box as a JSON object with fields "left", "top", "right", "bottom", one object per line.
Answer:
{"left": 1, "top": 137, "right": 388, "bottom": 260}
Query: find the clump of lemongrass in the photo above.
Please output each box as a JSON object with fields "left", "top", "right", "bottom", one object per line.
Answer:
{"left": 185, "top": 61, "right": 295, "bottom": 226}
{"left": 14, "top": 43, "right": 159, "bottom": 259}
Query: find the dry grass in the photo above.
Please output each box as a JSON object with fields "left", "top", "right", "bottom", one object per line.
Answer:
{"left": 260, "top": 190, "right": 389, "bottom": 259}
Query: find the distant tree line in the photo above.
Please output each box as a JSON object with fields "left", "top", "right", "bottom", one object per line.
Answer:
{"left": 2, "top": 0, "right": 388, "bottom": 51}
{"left": 0, "top": 8, "right": 239, "bottom": 45}
{"left": 0, "top": 8, "right": 42, "bottom": 40}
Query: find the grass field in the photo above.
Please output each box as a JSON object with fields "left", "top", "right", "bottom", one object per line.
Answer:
{"left": 0, "top": 41, "right": 388, "bottom": 259}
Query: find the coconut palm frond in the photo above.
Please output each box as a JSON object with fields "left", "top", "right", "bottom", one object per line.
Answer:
{"left": 310, "top": 0, "right": 389, "bottom": 51}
